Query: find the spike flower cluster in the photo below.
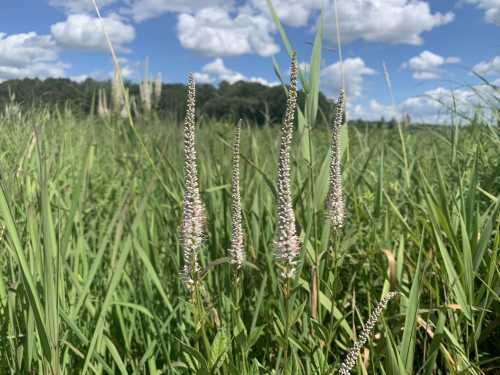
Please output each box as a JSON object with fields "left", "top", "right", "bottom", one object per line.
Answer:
{"left": 327, "top": 90, "right": 346, "bottom": 229}
{"left": 338, "top": 292, "right": 398, "bottom": 375}
{"left": 181, "top": 74, "right": 206, "bottom": 291}
{"left": 229, "top": 121, "right": 245, "bottom": 270}
{"left": 274, "top": 57, "right": 300, "bottom": 280}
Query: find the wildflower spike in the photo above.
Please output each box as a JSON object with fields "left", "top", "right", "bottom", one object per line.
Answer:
{"left": 229, "top": 120, "right": 245, "bottom": 270}
{"left": 327, "top": 90, "right": 346, "bottom": 229}
{"left": 181, "top": 74, "right": 206, "bottom": 291}
{"left": 338, "top": 292, "right": 398, "bottom": 375}
{"left": 274, "top": 55, "right": 300, "bottom": 280}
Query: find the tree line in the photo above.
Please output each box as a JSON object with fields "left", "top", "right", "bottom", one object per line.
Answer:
{"left": 0, "top": 78, "right": 337, "bottom": 126}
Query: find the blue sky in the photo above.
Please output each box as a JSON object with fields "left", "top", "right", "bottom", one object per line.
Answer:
{"left": 0, "top": 0, "right": 499, "bottom": 122}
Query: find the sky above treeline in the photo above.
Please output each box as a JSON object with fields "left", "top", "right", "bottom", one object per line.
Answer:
{"left": 0, "top": 0, "right": 499, "bottom": 122}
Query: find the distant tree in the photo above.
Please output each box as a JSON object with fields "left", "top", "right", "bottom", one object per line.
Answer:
{"left": 0, "top": 78, "right": 334, "bottom": 126}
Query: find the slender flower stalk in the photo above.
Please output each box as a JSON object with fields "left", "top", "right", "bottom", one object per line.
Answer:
{"left": 181, "top": 74, "right": 206, "bottom": 291}
{"left": 140, "top": 57, "right": 152, "bottom": 114}
{"left": 112, "top": 66, "right": 122, "bottom": 114}
{"left": 154, "top": 73, "right": 162, "bottom": 105}
{"left": 274, "top": 56, "right": 300, "bottom": 280}
{"left": 338, "top": 292, "right": 398, "bottom": 375}
{"left": 97, "top": 88, "right": 109, "bottom": 119}
{"left": 229, "top": 120, "right": 245, "bottom": 270}
{"left": 327, "top": 90, "right": 346, "bottom": 229}
{"left": 119, "top": 87, "right": 129, "bottom": 119}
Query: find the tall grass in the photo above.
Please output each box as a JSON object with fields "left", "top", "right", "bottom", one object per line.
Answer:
{"left": 0, "top": 1, "right": 498, "bottom": 373}
{"left": 0, "top": 104, "right": 498, "bottom": 373}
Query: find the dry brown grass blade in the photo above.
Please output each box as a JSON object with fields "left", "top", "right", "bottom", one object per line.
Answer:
{"left": 417, "top": 316, "right": 456, "bottom": 366}
{"left": 16, "top": 129, "right": 37, "bottom": 178}
{"left": 383, "top": 249, "right": 397, "bottom": 291}
{"left": 310, "top": 266, "right": 318, "bottom": 320}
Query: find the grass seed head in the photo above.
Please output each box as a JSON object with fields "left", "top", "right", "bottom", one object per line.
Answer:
{"left": 112, "top": 67, "right": 123, "bottom": 114}
{"left": 154, "top": 73, "right": 162, "bottom": 105}
{"left": 97, "top": 88, "right": 110, "bottom": 119}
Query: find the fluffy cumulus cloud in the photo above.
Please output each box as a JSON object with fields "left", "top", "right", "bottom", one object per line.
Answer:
{"left": 192, "top": 72, "right": 214, "bottom": 84}
{"left": 0, "top": 32, "right": 57, "bottom": 66}
{"left": 124, "top": 0, "right": 234, "bottom": 22}
{"left": 115, "top": 0, "right": 454, "bottom": 59}
{"left": 466, "top": 0, "right": 500, "bottom": 25}
{"left": 320, "top": 57, "right": 375, "bottom": 98}
{"left": 70, "top": 74, "right": 91, "bottom": 83}
{"left": 325, "top": 0, "right": 454, "bottom": 45}
{"left": 353, "top": 84, "right": 499, "bottom": 124}
{"left": 473, "top": 56, "right": 500, "bottom": 76}
{"left": 0, "top": 63, "right": 67, "bottom": 82}
{"left": 399, "top": 87, "right": 473, "bottom": 123}
{"left": 49, "top": 0, "right": 118, "bottom": 14}
{"left": 0, "top": 32, "right": 67, "bottom": 82}
{"left": 400, "top": 85, "right": 498, "bottom": 123}
{"left": 51, "top": 14, "right": 135, "bottom": 51}
{"left": 177, "top": 7, "right": 279, "bottom": 57}
{"left": 201, "top": 58, "right": 246, "bottom": 83}
{"left": 195, "top": 58, "right": 278, "bottom": 86}
{"left": 351, "top": 100, "right": 399, "bottom": 121}
{"left": 113, "top": 57, "right": 137, "bottom": 79}
{"left": 402, "top": 50, "right": 460, "bottom": 80}
{"left": 251, "top": 0, "right": 323, "bottom": 27}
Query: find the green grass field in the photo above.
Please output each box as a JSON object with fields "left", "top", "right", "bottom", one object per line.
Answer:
{"left": 0, "top": 104, "right": 498, "bottom": 373}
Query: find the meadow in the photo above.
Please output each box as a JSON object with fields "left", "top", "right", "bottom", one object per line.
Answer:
{"left": 0, "top": 97, "right": 498, "bottom": 374}
{"left": 0, "top": 1, "right": 499, "bottom": 373}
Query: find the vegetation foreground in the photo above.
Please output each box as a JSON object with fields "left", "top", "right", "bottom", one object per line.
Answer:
{"left": 0, "top": 95, "right": 498, "bottom": 374}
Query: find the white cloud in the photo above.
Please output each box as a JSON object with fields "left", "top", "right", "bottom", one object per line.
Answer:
{"left": 193, "top": 72, "right": 214, "bottom": 84}
{"left": 249, "top": 77, "right": 278, "bottom": 86}
{"left": 195, "top": 58, "right": 278, "bottom": 86}
{"left": 399, "top": 88, "right": 467, "bottom": 123}
{"left": 400, "top": 85, "right": 498, "bottom": 123}
{"left": 70, "top": 74, "right": 91, "bottom": 83}
{"left": 0, "top": 32, "right": 67, "bottom": 82}
{"left": 177, "top": 7, "right": 279, "bottom": 57}
{"left": 351, "top": 100, "right": 399, "bottom": 121}
{"left": 0, "top": 32, "right": 57, "bottom": 66}
{"left": 202, "top": 58, "right": 246, "bottom": 83}
{"left": 124, "top": 0, "right": 234, "bottom": 22}
{"left": 320, "top": 57, "right": 375, "bottom": 98}
{"left": 402, "top": 50, "right": 460, "bottom": 80}
{"left": 353, "top": 84, "right": 498, "bottom": 124}
{"left": 115, "top": 57, "right": 139, "bottom": 79}
{"left": 49, "top": 0, "right": 118, "bottom": 14}
{"left": 51, "top": 14, "right": 135, "bottom": 51}
{"left": 473, "top": 56, "right": 500, "bottom": 76}
{"left": 251, "top": 0, "right": 323, "bottom": 27}
{"left": 121, "top": 65, "right": 134, "bottom": 79}
{"left": 465, "top": 0, "right": 500, "bottom": 25}
{"left": 326, "top": 0, "right": 454, "bottom": 45}
{"left": 0, "top": 63, "right": 67, "bottom": 82}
